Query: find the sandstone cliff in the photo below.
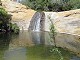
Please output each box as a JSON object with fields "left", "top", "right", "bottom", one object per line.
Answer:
{"left": 1, "top": 0, "right": 80, "bottom": 35}
{"left": 2, "top": 1, "right": 36, "bottom": 30}
{"left": 53, "top": 9, "right": 80, "bottom": 35}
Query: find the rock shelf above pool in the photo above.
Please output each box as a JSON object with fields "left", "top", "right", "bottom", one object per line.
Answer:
{"left": 29, "top": 10, "right": 80, "bottom": 35}
{"left": 44, "top": 11, "right": 80, "bottom": 35}
{"left": 2, "top": 0, "right": 80, "bottom": 35}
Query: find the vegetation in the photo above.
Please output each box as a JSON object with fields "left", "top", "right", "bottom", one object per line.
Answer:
{"left": 10, "top": 23, "right": 20, "bottom": 34}
{"left": 23, "top": 0, "right": 80, "bottom": 11}
{"left": 0, "top": 8, "right": 11, "bottom": 32}
{"left": 0, "top": 0, "right": 2, "bottom": 6}
{"left": 49, "top": 16, "right": 78, "bottom": 60}
{"left": 0, "top": 8, "right": 19, "bottom": 33}
{"left": 49, "top": 16, "right": 64, "bottom": 60}
{"left": 27, "top": 45, "right": 75, "bottom": 60}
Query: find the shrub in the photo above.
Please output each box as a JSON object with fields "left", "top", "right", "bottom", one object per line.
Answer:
{"left": 0, "top": 8, "right": 11, "bottom": 31}
{"left": 22, "top": 0, "right": 80, "bottom": 11}
{"left": 0, "top": 8, "right": 20, "bottom": 33}
{"left": 69, "top": 0, "right": 80, "bottom": 9}
{"left": 10, "top": 23, "right": 20, "bottom": 34}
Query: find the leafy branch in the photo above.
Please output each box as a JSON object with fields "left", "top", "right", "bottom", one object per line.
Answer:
{"left": 48, "top": 15, "right": 64, "bottom": 60}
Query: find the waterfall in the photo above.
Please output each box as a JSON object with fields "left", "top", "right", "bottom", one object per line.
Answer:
{"left": 11, "top": 0, "right": 22, "bottom": 3}
{"left": 33, "top": 13, "right": 41, "bottom": 31}
{"left": 17, "top": 0, "right": 22, "bottom": 2}
{"left": 28, "top": 12, "right": 45, "bottom": 32}
{"left": 29, "top": 12, "right": 41, "bottom": 32}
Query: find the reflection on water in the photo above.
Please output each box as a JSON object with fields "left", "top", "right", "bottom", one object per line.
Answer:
{"left": 0, "top": 31, "right": 80, "bottom": 60}
{"left": 0, "top": 33, "right": 11, "bottom": 60}
{"left": 4, "top": 47, "right": 26, "bottom": 60}
{"left": 31, "top": 32, "right": 41, "bottom": 44}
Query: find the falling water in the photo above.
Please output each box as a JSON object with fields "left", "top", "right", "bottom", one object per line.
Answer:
{"left": 29, "top": 12, "right": 45, "bottom": 32}
{"left": 33, "top": 13, "right": 41, "bottom": 31}
{"left": 28, "top": 12, "right": 45, "bottom": 45}
{"left": 17, "top": 0, "right": 22, "bottom": 2}
{"left": 28, "top": 12, "right": 42, "bottom": 32}
{"left": 12, "top": 0, "right": 22, "bottom": 3}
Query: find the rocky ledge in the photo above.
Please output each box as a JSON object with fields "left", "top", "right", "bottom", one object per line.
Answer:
{"left": 44, "top": 9, "right": 80, "bottom": 35}
{"left": 1, "top": 1, "right": 80, "bottom": 35}
{"left": 55, "top": 9, "right": 80, "bottom": 35}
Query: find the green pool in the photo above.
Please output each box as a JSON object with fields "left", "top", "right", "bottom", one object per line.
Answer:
{"left": 0, "top": 31, "right": 80, "bottom": 60}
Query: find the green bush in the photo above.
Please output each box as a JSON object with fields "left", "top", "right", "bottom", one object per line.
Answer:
{"left": 69, "top": 0, "right": 80, "bottom": 9}
{"left": 0, "top": 8, "right": 11, "bottom": 31}
{"left": 23, "top": 0, "right": 80, "bottom": 11}
{"left": 0, "top": 8, "right": 20, "bottom": 33}
{"left": 10, "top": 23, "right": 20, "bottom": 34}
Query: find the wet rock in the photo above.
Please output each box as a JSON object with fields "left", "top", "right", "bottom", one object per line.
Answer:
{"left": 28, "top": 12, "right": 45, "bottom": 31}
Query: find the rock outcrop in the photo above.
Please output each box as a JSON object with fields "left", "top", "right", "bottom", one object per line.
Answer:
{"left": 44, "top": 9, "right": 80, "bottom": 35}
{"left": 2, "top": 1, "right": 36, "bottom": 30}
{"left": 1, "top": 0, "right": 80, "bottom": 35}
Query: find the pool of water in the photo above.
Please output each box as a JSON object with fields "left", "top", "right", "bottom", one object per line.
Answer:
{"left": 0, "top": 31, "right": 80, "bottom": 60}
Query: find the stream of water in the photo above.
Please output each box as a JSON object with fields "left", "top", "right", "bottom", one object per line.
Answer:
{"left": 33, "top": 13, "right": 41, "bottom": 31}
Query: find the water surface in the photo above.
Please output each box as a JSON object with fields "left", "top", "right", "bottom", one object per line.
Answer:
{"left": 0, "top": 31, "right": 80, "bottom": 60}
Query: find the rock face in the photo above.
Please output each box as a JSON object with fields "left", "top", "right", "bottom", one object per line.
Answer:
{"left": 1, "top": 0, "right": 80, "bottom": 35}
{"left": 2, "top": 1, "right": 36, "bottom": 30}
{"left": 55, "top": 10, "right": 80, "bottom": 35}
{"left": 28, "top": 9, "right": 80, "bottom": 35}
{"left": 44, "top": 9, "right": 80, "bottom": 35}
{"left": 1, "top": 0, "right": 10, "bottom": 1}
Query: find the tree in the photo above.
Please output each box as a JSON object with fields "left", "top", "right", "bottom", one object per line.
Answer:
{"left": 23, "top": 0, "right": 69, "bottom": 11}
{"left": 24, "top": 0, "right": 52, "bottom": 11}
{"left": 23, "top": 0, "right": 80, "bottom": 12}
